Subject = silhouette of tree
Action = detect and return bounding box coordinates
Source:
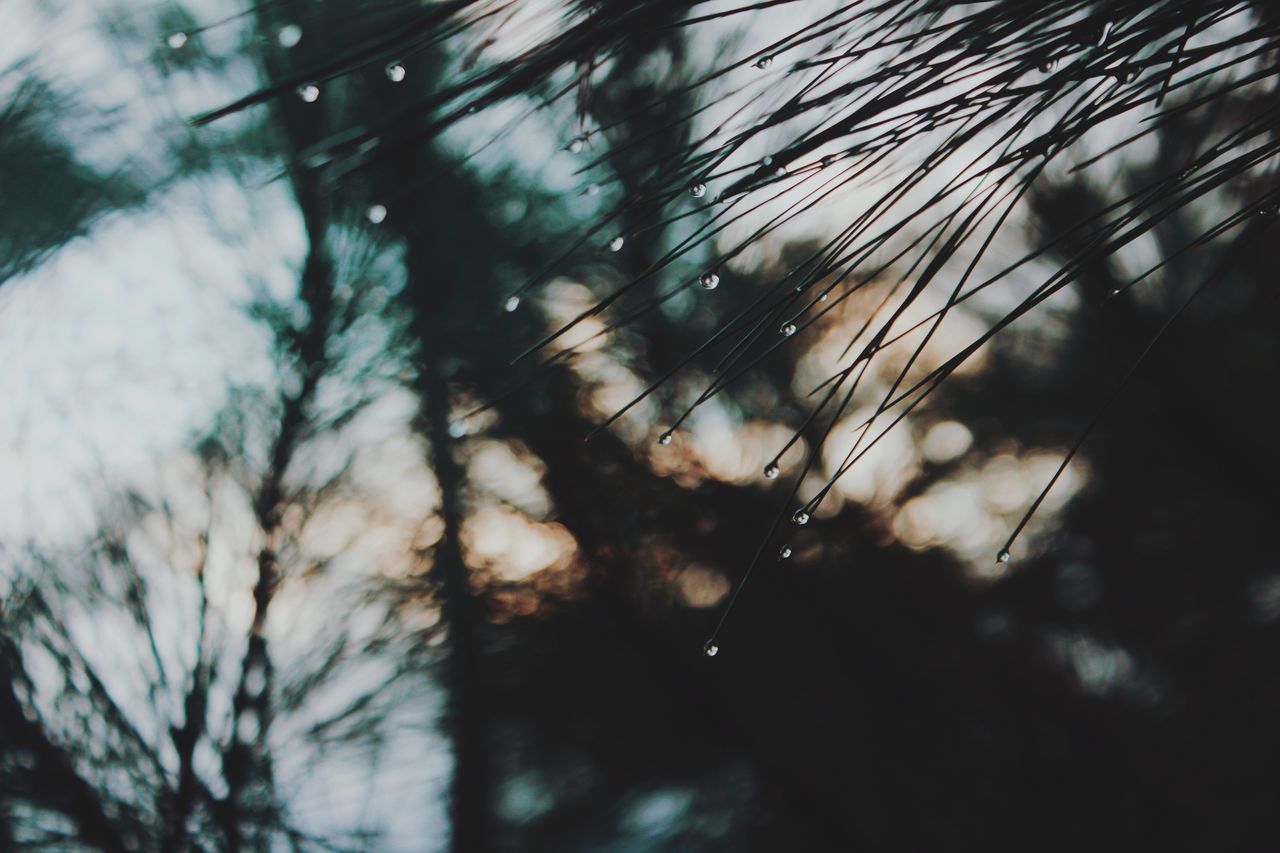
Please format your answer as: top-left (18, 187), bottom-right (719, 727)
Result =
top-left (3, 1), bottom-right (1279, 850)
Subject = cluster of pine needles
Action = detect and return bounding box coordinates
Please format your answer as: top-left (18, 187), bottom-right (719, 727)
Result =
top-left (194, 0), bottom-right (1280, 645)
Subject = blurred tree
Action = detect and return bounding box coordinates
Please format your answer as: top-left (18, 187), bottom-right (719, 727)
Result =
top-left (1, 2), bottom-right (428, 849)
top-left (4, 0), bottom-right (1280, 851)
top-left (0, 77), bottom-right (145, 286)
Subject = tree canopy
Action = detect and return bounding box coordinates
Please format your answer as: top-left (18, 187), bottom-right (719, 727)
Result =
top-left (1, 1), bottom-right (1278, 849)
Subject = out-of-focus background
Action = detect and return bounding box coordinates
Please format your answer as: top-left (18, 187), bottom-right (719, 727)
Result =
top-left (2, 1), bottom-right (1278, 850)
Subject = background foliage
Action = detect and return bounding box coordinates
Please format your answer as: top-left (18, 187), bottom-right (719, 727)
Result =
top-left (1, 0), bottom-right (1278, 850)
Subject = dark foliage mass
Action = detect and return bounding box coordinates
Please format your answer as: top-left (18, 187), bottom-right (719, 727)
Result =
top-left (1, 0), bottom-right (1278, 850)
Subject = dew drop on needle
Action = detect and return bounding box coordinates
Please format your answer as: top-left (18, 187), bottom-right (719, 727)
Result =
top-left (277, 24), bottom-right (302, 48)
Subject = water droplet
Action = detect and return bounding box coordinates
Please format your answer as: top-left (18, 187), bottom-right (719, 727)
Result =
top-left (1038, 58), bottom-right (1058, 73)
top-left (763, 463), bottom-right (779, 479)
top-left (608, 235), bottom-right (625, 252)
top-left (658, 431), bottom-right (673, 446)
top-left (756, 55), bottom-right (773, 70)
top-left (818, 292), bottom-right (829, 302)
top-left (276, 24), bottom-right (302, 48)
top-left (775, 165), bottom-right (789, 177)
top-left (792, 509), bottom-right (809, 525)
top-left (1019, 138), bottom-right (1049, 159)
top-left (385, 62), bottom-right (406, 82)
top-left (689, 182), bottom-right (707, 198)
top-left (167, 32), bottom-right (188, 49)
top-left (448, 419), bottom-right (470, 439)
top-left (761, 155), bottom-right (774, 167)
top-left (1108, 287), bottom-right (1122, 298)
top-left (567, 136), bottom-right (586, 154)
top-left (702, 640), bottom-right (719, 657)
top-left (584, 183), bottom-right (600, 196)
top-left (996, 549), bottom-right (1011, 564)
top-left (297, 83), bottom-right (320, 103)
top-left (778, 544), bottom-right (792, 560)
top-left (699, 271), bottom-right (720, 291)
top-left (780, 323), bottom-right (797, 337)
top-left (820, 155), bottom-right (836, 168)
top-left (504, 295), bottom-right (521, 313)
top-left (366, 204), bottom-right (387, 224)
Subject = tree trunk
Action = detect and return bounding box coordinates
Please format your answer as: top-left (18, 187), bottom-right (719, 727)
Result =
top-left (413, 266), bottom-right (492, 852)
